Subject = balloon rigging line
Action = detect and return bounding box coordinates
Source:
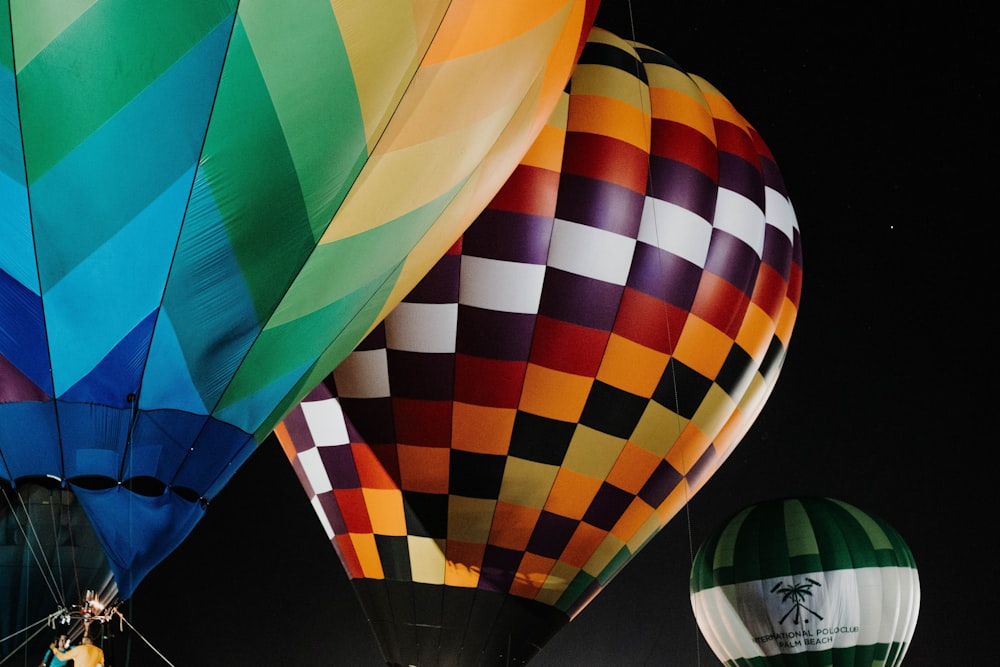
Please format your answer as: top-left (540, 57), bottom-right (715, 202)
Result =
top-left (0, 613), bottom-right (51, 664)
top-left (47, 492), bottom-right (77, 613)
top-left (619, 4), bottom-right (703, 662)
top-left (112, 610), bottom-right (177, 667)
top-left (1, 486), bottom-right (65, 609)
top-left (33, 495), bottom-right (68, 609)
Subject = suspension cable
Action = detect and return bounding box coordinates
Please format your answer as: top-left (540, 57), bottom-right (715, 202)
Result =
top-left (0, 611), bottom-right (58, 664)
top-left (1, 486), bottom-right (66, 609)
top-left (112, 610), bottom-right (177, 667)
top-left (615, 2), bottom-right (703, 663)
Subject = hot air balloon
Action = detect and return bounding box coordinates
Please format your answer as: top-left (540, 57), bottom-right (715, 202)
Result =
top-left (0, 0), bottom-right (597, 654)
top-left (277, 26), bottom-right (802, 666)
top-left (690, 497), bottom-right (920, 666)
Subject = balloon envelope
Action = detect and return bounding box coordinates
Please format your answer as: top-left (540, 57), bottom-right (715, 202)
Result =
top-left (278, 26), bottom-right (801, 666)
top-left (690, 497), bottom-right (920, 666)
top-left (0, 0), bottom-right (594, 599)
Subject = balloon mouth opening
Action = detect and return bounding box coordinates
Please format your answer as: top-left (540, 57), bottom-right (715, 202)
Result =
top-left (4, 475), bottom-right (203, 502)
top-left (2, 475), bottom-right (62, 491)
top-left (73, 475), bottom-right (201, 502)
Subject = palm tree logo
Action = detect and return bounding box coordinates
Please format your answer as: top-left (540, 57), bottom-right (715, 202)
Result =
top-left (771, 578), bottom-right (824, 625)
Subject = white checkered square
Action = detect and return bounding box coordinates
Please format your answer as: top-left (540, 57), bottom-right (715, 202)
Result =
top-left (301, 396), bottom-right (350, 446)
top-left (713, 189), bottom-right (765, 257)
top-left (459, 255), bottom-right (545, 314)
top-left (332, 349), bottom-right (390, 398)
top-left (764, 187), bottom-right (797, 243)
top-left (385, 302), bottom-right (457, 353)
top-left (311, 493), bottom-right (336, 539)
top-left (638, 196), bottom-right (712, 268)
top-left (298, 447), bottom-right (333, 496)
top-left (548, 217), bottom-right (635, 285)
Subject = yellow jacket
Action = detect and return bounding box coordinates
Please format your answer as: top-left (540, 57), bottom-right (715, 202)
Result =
top-left (50, 642), bottom-right (105, 667)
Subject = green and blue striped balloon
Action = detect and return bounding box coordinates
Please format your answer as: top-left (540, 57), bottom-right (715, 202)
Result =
top-left (0, 0), bottom-right (596, 607)
top-left (690, 497), bottom-right (919, 666)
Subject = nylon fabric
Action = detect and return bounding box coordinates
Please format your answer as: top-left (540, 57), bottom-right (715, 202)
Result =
top-left (278, 26), bottom-right (801, 667)
top-left (0, 0), bottom-right (595, 603)
top-left (690, 498), bottom-right (920, 666)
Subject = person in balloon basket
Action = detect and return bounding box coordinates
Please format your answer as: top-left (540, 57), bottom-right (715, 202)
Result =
top-left (39, 634), bottom-right (72, 667)
top-left (47, 633), bottom-right (105, 667)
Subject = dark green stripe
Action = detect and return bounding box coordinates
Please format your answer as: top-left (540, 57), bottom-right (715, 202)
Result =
top-left (691, 497), bottom-right (917, 590)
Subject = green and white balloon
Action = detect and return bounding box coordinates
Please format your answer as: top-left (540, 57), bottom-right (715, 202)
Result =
top-left (690, 497), bottom-right (919, 666)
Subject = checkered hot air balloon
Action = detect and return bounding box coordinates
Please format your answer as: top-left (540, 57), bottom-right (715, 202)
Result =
top-left (690, 497), bottom-right (920, 667)
top-left (0, 0), bottom-right (596, 655)
top-left (277, 26), bottom-right (802, 666)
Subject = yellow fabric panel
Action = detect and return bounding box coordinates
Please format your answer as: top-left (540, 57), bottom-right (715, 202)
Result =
top-left (711, 372), bottom-right (770, 461)
top-left (422, 0), bottom-right (576, 64)
top-left (690, 383), bottom-right (738, 442)
top-left (318, 98), bottom-right (528, 244)
top-left (369, 74), bottom-right (550, 323)
top-left (370, 4), bottom-right (587, 321)
top-left (672, 314), bottom-right (733, 380)
top-left (605, 441), bottom-right (661, 495)
top-left (407, 535), bottom-right (447, 585)
top-left (451, 402), bottom-right (517, 454)
top-left (645, 62), bottom-right (714, 121)
top-left (536, 561), bottom-right (580, 605)
top-left (691, 384), bottom-right (736, 440)
top-left (488, 501), bottom-right (540, 551)
top-left (582, 532), bottom-right (625, 578)
top-left (595, 332), bottom-right (669, 397)
top-left (447, 495), bottom-right (495, 543)
top-left (319, 2), bottom-right (581, 245)
top-left (332, 0), bottom-right (449, 152)
top-left (710, 406), bottom-right (749, 463)
top-left (376, 28), bottom-right (567, 154)
top-left (689, 73), bottom-right (751, 129)
top-left (351, 532), bottom-right (385, 579)
top-left (562, 425), bottom-right (626, 479)
top-left (630, 400), bottom-right (686, 458)
top-left (581, 25), bottom-right (623, 48)
top-left (531, 0), bottom-right (589, 128)
top-left (362, 488), bottom-right (406, 536)
top-left (518, 363), bottom-right (592, 422)
top-left (498, 457), bottom-right (559, 508)
top-left (543, 467), bottom-right (602, 520)
top-left (569, 59), bottom-right (646, 110)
